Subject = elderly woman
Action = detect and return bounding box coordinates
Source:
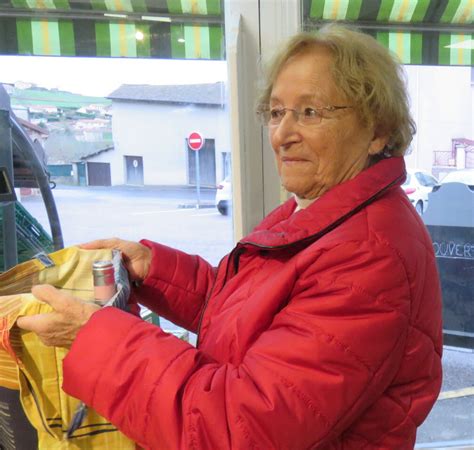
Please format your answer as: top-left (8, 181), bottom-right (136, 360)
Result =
top-left (18, 24), bottom-right (442, 449)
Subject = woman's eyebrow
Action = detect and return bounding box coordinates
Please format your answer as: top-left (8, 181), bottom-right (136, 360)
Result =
top-left (269, 93), bottom-right (326, 105)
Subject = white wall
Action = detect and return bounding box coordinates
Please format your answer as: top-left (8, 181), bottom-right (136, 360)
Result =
top-left (405, 65), bottom-right (473, 172)
top-left (107, 101), bottom-right (230, 186)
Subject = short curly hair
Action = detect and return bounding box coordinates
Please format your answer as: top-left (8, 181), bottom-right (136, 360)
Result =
top-left (256, 23), bottom-right (416, 157)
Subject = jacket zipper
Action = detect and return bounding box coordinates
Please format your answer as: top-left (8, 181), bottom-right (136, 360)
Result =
top-left (195, 173), bottom-right (403, 346)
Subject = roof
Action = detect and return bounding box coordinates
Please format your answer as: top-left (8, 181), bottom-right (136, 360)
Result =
top-left (107, 83), bottom-right (226, 107)
top-left (80, 146), bottom-right (114, 161)
top-left (17, 117), bottom-right (49, 136)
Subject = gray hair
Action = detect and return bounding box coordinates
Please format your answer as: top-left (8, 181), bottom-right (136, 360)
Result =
top-left (257, 23), bottom-right (416, 157)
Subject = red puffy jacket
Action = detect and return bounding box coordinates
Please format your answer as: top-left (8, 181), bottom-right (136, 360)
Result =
top-left (63, 157), bottom-right (442, 449)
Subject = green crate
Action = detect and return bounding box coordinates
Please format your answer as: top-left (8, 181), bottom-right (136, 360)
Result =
top-left (0, 202), bottom-right (54, 271)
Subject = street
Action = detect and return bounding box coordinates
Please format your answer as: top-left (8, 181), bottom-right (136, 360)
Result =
top-left (21, 184), bottom-right (234, 267)
top-left (20, 185), bottom-right (474, 448)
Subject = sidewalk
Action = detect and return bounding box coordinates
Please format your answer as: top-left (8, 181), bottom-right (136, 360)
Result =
top-left (415, 346), bottom-right (474, 448)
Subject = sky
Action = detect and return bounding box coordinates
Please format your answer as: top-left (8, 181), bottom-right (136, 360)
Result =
top-left (0, 55), bottom-right (228, 97)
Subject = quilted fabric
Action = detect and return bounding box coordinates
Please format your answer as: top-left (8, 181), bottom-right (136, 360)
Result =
top-left (63, 157), bottom-right (443, 449)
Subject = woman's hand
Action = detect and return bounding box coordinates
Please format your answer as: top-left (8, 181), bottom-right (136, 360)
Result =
top-left (80, 238), bottom-right (152, 282)
top-left (16, 285), bottom-right (100, 348)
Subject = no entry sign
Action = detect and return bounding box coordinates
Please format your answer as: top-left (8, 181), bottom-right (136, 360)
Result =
top-left (188, 132), bottom-right (204, 151)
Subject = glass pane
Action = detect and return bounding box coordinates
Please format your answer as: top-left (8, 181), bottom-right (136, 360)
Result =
top-left (299, 5), bottom-right (473, 445)
top-left (1, 54), bottom-right (234, 343)
top-left (405, 64), bottom-right (473, 446)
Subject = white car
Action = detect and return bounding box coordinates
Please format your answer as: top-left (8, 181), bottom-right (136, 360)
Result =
top-left (402, 169), bottom-right (439, 214)
top-left (215, 176), bottom-right (231, 215)
top-left (440, 169), bottom-right (474, 186)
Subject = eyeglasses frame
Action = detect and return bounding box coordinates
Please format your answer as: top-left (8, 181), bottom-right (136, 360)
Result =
top-left (258, 105), bottom-right (352, 127)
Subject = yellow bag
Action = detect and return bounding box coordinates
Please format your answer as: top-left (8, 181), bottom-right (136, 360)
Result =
top-left (0, 246), bottom-right (135, 449)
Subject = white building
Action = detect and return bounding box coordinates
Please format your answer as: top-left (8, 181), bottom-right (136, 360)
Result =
top-left (404, 65), bottom-right (473, 176)
top-left (84, 82), bottom-right (231, 187)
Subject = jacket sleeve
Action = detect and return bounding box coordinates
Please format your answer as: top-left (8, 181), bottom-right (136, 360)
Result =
top-left (131, 239), bottom-right (219, 332)
top-left (63, 239), bottom-right (412, 450)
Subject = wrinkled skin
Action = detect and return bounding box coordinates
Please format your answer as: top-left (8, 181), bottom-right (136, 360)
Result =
top-left (16, 238), bottom-right (151, 347)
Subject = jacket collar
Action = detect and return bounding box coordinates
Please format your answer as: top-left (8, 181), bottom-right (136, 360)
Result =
top-left (240, 157), bottom-right (406, 248)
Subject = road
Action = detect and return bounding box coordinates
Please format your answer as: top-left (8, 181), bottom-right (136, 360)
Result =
top-left (21, 184), bottom-right (234, 266)
top-left (20, 185), bottom-right (474, 448)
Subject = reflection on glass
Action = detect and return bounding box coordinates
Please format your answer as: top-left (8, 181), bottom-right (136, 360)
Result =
top-left (1, 56), bottom-right (233, 344)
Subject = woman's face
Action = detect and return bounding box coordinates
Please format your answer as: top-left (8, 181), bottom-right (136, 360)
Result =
top-left (269, 47), bottom-right (387, 199)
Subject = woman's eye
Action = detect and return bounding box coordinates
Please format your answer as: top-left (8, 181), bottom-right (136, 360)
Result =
top-left (270, 109), bottom-right (283, 119)
top-left (303, 108), bottom-right (318, 118)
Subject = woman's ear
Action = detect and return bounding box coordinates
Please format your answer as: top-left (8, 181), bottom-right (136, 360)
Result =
top-left (368, 129), bottom-right (390, 156)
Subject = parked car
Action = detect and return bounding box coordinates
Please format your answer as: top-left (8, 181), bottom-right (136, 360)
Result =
top-left (439, 168), bottom-right (474, 186)
top-left (402, 169), bottom-right (439, 214)
top-left (215, 176), bottom-right (231, 215)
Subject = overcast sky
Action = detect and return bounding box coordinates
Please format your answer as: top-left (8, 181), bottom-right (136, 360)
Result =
top-left (0, 55), bottom-right (228, 97)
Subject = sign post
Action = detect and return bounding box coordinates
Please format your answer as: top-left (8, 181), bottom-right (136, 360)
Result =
top-left (188, 132), bottom-right (204, 208)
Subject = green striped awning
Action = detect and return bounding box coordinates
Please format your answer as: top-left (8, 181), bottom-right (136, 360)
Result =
top-left (306, 0), bottom-right (472, 24)
top-left (6, 0), bottom-right (221, 16)
top-left (303, 0), bottom-right (473, 66)
top-left (372, 30), bottom-right (473, 64)
top-left (0, 0), bottom-right (224, 59)
top-left (0, 18), bottom-right (224, 58)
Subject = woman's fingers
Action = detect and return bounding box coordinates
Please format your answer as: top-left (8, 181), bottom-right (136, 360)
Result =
top-left (16, 284), bottom-right (100, 348)
top-left (79, 238), bottom-right (122, 250)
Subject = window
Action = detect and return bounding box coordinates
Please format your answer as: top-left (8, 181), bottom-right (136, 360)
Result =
top-left (0, 4), bottom-right (234, 343)
top-left (299, 1), bottom-right (473, 447)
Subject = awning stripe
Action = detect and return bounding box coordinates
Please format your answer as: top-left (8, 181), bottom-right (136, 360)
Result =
top-left (11, 0), bottom-right (29, 7)
top-left (450, 32), bottom-right (471, 64)
top-left (440, 0), bottom-right (462, 22)
top-left (186, 24), bottom-right (197, 57)
top-left (377, 0), bottom-right (395, 21)
top-left (0, 17), bottom-right (224, 59)
top-left (91, 1), bottom-right (107, 11)
top-left (1, 0), bottom-right (221, 15)
top-left (206, 0), bottom-right (220, 15)
top-left (59, 19), bottom-right (74, 55)
top-left (197, 0), bottom-right (209, 15)
top-left (454, 0), bottom-right (472, 23)
top-left (171, 23), bottom-right (185, 58)
top-left (374, 30), bottom-right (473, 65)
top-left (310, 0), bottom-right (325, 19)
top-left (309, 0), bottom-right (473, 23)
top-left (390, 0), bottom-right (416, 22)
top-left (346, 0), bottom-right (363, 20)
top-left (136, 23), bottom-right (150, 57)
top-left (200, 24), bottom-right (210, 58)
top-left (208, 24), bottom-right (221, 59)
top-left (306, 0), bottom-right (473, 65)
top-left (411, 0), bottom-right (431, 22)
top-left (168, 0), bottom-right (183, 15)
top-left (55, 0), bottom-right (70, 9)
top-left (95, 21), bottom-right (111, 56)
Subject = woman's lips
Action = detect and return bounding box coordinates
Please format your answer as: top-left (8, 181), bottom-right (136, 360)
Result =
top-left (281, 157), bottom-right (308, 163)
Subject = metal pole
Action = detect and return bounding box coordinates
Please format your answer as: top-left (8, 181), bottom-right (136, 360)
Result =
top-left (0, 105), bottom-right (18, 271)
top-left (195, 149), bottom-right (201, 208)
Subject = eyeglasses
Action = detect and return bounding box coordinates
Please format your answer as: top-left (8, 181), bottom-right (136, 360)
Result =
top-left (258, 105), bottom-right (352, 127)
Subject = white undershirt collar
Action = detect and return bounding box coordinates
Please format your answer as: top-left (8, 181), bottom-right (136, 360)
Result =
top-left (293, 195), bottom-right (318, 212)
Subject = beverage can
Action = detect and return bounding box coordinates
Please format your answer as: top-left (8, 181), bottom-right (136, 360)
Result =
top-left (92, 260), bottom-right (117, 303)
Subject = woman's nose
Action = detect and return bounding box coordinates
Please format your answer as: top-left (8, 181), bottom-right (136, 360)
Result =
top-left (270, 111), bottom-right (301, 148)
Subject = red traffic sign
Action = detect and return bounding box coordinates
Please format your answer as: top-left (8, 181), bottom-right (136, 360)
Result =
top-left (188, 132), bottom-right (204, 151)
